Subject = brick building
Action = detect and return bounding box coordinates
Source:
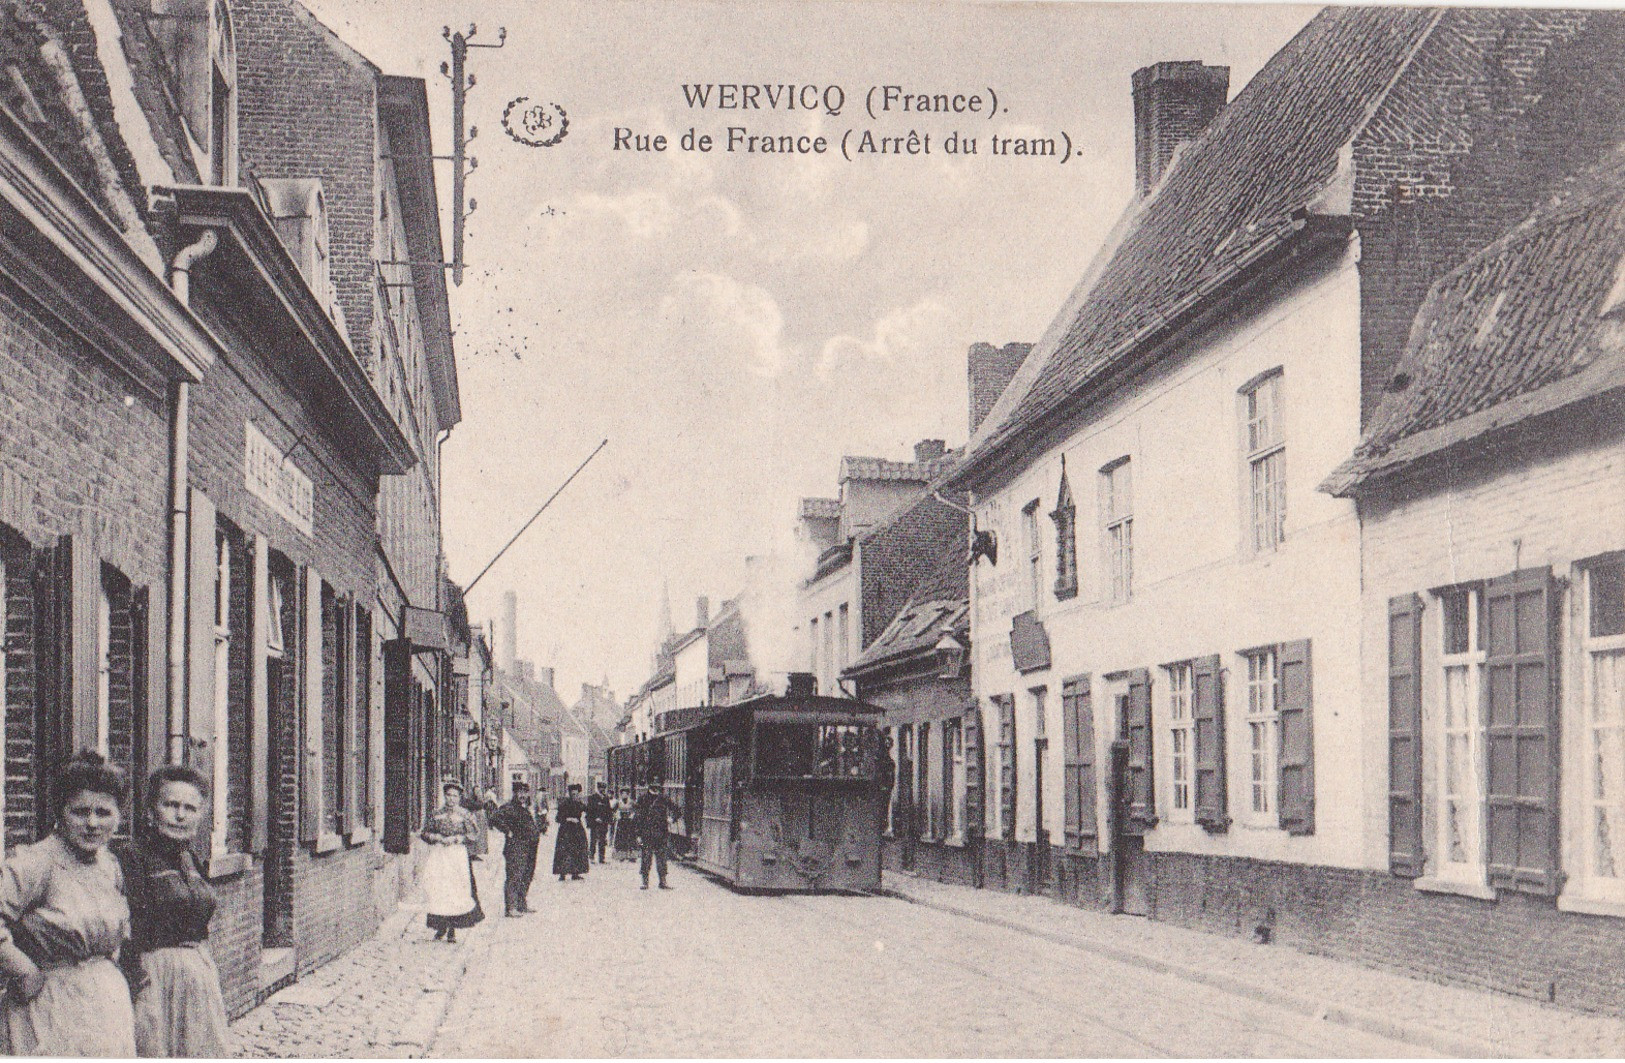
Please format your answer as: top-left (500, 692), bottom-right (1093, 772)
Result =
top-left (795, 441), bottom-right (961, 697)
top-left (0, 0), bottom-right (216, 852)
top-left (941, 5), bottom-right (1625, 1001)
top-left (0, 0), bottom-right (459, 1018)
top-left (1319, 146), bottom-right (1625, 1013)
top-left (845, 535), bottom-right (976, 885)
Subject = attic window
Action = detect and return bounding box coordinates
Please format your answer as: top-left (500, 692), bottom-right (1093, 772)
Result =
top-left (146, 0), bottom-right (235, 185)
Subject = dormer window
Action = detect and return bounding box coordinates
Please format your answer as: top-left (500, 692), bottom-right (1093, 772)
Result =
top-left (147, 0), bottom-right (237, 186)
top-left (209, 1), bottom-right (236, 185)
top-left (252, 178), bottom-right (337, 320)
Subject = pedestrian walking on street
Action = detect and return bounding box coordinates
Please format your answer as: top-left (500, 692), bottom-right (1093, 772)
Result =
top-left (587, 782), bottom-right (613, 864)
top-left (421, 781), bottom-right (484, 942)
top-left (536, 795), bottom-right (550, 836)
top-left (612, 788), bottom-right (638, 862)
top-left (635, 781), bottom-right (678, 890)
top-left (118, 765), bottom-right (229, 1058)
top-left (0, 752), bottom-right (136, 1056)
top-left (484, 782), bottom-right (540, 916)
top-left (552, 784), bottom-right (591, 881)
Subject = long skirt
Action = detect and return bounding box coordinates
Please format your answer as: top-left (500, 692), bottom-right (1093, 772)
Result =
top-left (133, 945), bottom-right (228, 1058)
top-left (423, 843), bottom-right (484, 930)
top-left (612, 815), bottom-right (638, 861)
top-left (0, 955), bottom-right (135, 1057)
top-left (552, 821), bottom-right (590, 876)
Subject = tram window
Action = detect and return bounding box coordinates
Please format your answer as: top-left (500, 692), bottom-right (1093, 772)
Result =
top-left (756, 723), bottom-right (877, 778)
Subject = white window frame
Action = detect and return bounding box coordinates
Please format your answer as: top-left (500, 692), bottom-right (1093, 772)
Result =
top-left (837, 603), bottom-right (850, 683)
top-left (1243, 647), bottom-right (1280, 821)
top-left (823, 610), bottom-right (835, 694)
top-left (1165, 661), bottom-right (1193, 819)
top-left (948, 719), bottom-right (965, 843)
top-left (96, 576), bottom-right (112, 758)
top-left (1578, 561), bottom-right (1625, 903)
top-left (1435, 586), bottom-right (1487, 887)
top-left (809, 616), bottom-right (819, 680)
top-left (208, 0), bottom-right (237, 186)
top-left (212, 529), bottom-right (231, 853)
top-left (1100, 458), bottom-right (1133, 603)
top-left (1242, 371), bottom-right (1286, 553)
top-left (1022, 500), bottom-right (1042, 613)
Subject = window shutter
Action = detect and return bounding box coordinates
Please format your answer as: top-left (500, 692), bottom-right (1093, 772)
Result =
top-left (299, 566), bottom-right (322, 843)
top-left (68, 540), bottom-right (98, 756)
top-left (186, 489), bottom-right (217, 844)
top-left (962, 705), bottom-right (983, 839)
top-left (128, 584), bottom-right (151, 818)
top-left (31, 537), bottom-right (72, 834)
top-left (250, 538), bottom-right (270, 854)
top-left (1277, 639), bottom-right (1314, 835)
top-left (1483, 567), bottom-right (1562, 896)
top-left (1124, 669), bottom-right (1155, 833)
top-left (382, 637), bottom-right (412, 854)
top-left (1192, 654), bottom-right (1229, 832)
top-left (354, 606), bottom-right (373, 831)
top-left (341, 597), bottom-right (358, 836)
top-left (1388, 594), bottom-right (1425, 876)
top-left (997, 695), bottom-right (1017, 840)
top-left (1061, 675), bottom-right (1097, 854)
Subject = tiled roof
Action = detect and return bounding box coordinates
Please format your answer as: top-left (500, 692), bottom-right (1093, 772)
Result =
top-left (953, 6), bottom-right (1438, 482)
top-left (799, 497), bottom-right (840, 520)
top-left (1325, 146), bottom-right (1625, 494)
top-left (840, 451), bottom-right (960, 484)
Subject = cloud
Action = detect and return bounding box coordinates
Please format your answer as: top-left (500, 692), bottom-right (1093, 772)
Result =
top-left (659, 272), bottom-right (793, 377)
top-left (818, 297), bottom-right (957, 373)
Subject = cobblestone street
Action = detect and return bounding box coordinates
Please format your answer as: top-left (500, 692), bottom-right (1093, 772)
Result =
top-left (223, 838), bottom-right (1625, 1057)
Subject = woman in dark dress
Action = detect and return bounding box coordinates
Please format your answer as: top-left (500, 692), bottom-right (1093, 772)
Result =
top-left (552, 784), bottom-right (590, 880)
top-left (121, 765), bottom-right (229, 1057)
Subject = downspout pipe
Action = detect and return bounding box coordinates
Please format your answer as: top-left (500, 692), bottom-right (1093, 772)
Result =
top-left (166, 230), bottom-right (218, 764)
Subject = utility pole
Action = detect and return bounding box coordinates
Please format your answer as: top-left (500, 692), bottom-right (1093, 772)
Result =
top-left (441, 24), bottom-right (505, 285)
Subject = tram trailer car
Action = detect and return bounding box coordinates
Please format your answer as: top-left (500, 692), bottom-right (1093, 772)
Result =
top-left (608, 691), bottom-right (885, 892)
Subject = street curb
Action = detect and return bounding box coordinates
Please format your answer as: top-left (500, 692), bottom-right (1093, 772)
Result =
top-left (880, 887), bottom-right (1510, 1059)
top-left (416, 863), bottom-right (502, 1058)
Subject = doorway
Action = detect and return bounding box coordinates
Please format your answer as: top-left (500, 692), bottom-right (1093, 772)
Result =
top-left (1108, 734), bottom-right (1151, 916)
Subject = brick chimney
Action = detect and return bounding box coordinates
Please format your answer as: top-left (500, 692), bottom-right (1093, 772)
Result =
top-left (968, 341), bottom-right (1034, 435)
top-left (537, 666), bottom-right (554, 689)
top-left (1132, 61), bottom-right (1228, 197)
top-left (914, 439), bottom-right (946, 463)
top-left (696, 596), bottom-right (710, 629)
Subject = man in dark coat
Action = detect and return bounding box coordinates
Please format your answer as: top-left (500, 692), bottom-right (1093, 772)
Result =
top-left (586, 782), bottom-right (614, 864)
top-left (485, 782), bottom-right (540, 916)
top-left (634, 781), bottom-right (678, 890)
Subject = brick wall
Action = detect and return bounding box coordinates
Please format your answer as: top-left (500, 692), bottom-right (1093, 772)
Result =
top-left (968, 342), bottom-right (1033, 437)
top-left (859, 497), bottom-right (966, 648)
top-left (233, 0), bottom-right (378, 360)
top-left (183, 240), bottom-right (387, 1017)
top-left (0, 276), bottom-right (169, 846)
top-left (1353, 9), bottom-right (1625, 422)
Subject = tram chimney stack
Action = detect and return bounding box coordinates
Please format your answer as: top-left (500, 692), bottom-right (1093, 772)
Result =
top-left (786, 672), bottom-right (817, 698)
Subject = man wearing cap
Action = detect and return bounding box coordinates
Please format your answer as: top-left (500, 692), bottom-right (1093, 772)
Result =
top-left (485, 781), bottom-right (541, 915)
top-left (633, 781), bottom-right (678, 890)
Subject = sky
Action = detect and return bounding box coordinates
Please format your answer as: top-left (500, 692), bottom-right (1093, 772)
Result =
top-left (300, 0), bottom-right (1316, 702)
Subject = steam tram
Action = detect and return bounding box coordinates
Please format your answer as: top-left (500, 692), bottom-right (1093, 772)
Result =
top-left (607, 685), bottom-right (885, 891)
